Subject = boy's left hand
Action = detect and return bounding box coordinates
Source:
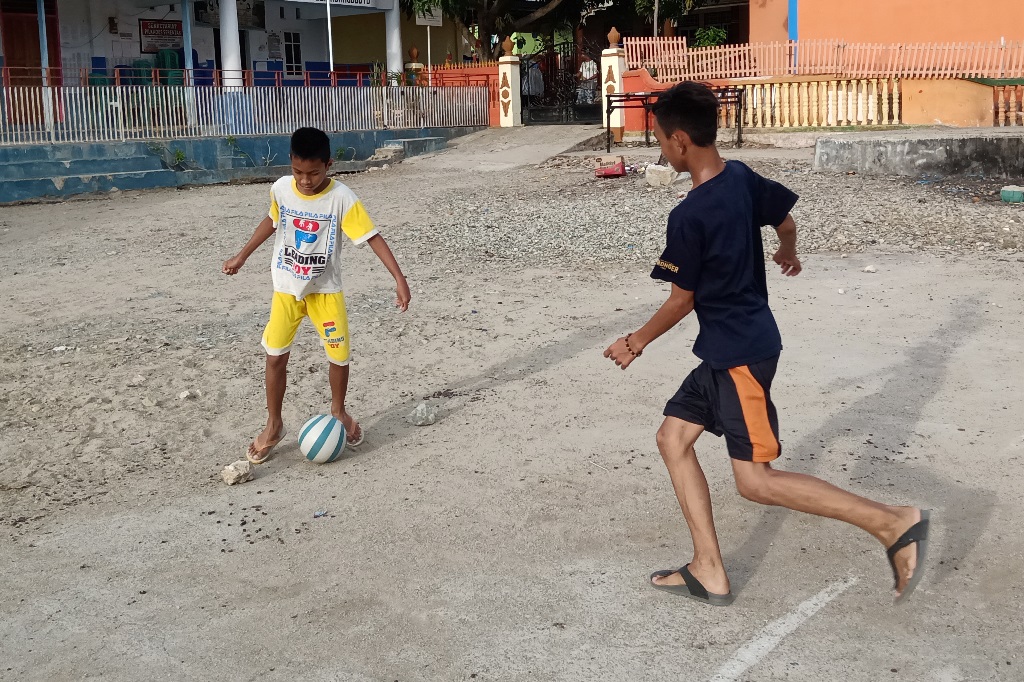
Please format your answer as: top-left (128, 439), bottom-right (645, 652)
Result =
top-left (773, 248), bottom-right (802, 276)
top-left (395, 277), bottom-right (411, 312)
top-left (604, 337), bottom-right (637, 370)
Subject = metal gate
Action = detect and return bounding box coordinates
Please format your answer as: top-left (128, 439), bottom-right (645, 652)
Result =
top-left (521, 41), bottom-right (603, 125)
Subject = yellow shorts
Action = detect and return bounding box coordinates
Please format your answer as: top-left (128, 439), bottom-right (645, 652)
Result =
top-left (261, 292), bottom-right (350, 366)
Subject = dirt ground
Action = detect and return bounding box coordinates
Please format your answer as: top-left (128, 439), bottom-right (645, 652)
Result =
top-left (1, 127), bottom-right (1023, 682)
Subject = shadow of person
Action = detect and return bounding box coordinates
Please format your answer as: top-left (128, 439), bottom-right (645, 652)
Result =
top-left (723, 299), bottom-right (995, 593)
top-left (350, 306), bottom-right (650, 455)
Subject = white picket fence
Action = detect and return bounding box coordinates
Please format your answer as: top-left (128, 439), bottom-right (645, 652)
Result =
top-left (0, 85), bottom-right (489, 145)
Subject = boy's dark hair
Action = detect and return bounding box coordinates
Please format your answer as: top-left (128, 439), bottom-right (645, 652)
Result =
top-left (649, 82), bottom-right (719, 147)
top-left (290, 127), bottom-right (331, 163)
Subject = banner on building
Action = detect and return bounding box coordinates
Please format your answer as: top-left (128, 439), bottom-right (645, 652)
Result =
top-left (195, 0), bottom-right (267, 30)
top-left (139, 19), bottom-right (184, 54)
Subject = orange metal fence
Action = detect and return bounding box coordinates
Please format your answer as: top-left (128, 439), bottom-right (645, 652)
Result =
top-left (625, 38), bottom-right (1024, 82)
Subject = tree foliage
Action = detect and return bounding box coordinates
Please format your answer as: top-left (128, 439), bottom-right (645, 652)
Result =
top-left (402, 0), bottom-right (614, 56)
top-left (633, 0), bottom-right (706, 23)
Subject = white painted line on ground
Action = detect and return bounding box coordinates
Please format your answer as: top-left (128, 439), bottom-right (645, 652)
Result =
top-left (707, 576), bottom-right (859, 682)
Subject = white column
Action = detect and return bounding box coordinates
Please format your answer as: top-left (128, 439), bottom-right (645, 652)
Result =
top-left (219, 0), bottom-right (243, 86)
top-left (498, 55), bottom-right (522, 127)
top-left (325, 0), bottom-right (334, 71)
top-left (181, 0), bottom-right (197, 129)
top-left (602, 46), bottom-right (627, 139)
top-left (384, 2), bottom-right (403, 80)
top-left (36, 0), bottom-right (54, 139)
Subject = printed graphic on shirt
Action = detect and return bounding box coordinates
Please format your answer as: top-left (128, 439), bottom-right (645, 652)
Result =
top-left (275, 206), bottom-right (338, 282)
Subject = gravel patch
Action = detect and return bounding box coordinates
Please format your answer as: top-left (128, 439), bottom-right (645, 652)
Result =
top-left (415, 156), bottom-right (1024, 267)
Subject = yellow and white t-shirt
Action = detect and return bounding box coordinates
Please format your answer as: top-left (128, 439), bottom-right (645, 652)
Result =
top-left (268, 177), bottom-right (378, 300)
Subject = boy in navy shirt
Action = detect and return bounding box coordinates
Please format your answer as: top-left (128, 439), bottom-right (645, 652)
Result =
top-left (605, 82), bottom-right (930, 605)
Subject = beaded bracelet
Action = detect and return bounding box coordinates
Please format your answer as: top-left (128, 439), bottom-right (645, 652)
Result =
top-left (625, 333), bottom-right (643, 358)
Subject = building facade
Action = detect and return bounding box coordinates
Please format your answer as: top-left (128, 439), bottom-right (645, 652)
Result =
top-left (0, 0), bottom-right (439, 85)
top-left (751, 0), bottom-right (1024, 44)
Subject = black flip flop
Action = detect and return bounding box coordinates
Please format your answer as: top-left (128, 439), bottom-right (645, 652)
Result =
top-left (649, 564), bottom-right (735, 606)
top-left (887, 509), bottom-right (931, 604)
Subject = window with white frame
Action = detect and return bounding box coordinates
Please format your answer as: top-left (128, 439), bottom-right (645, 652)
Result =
top-left (284, 32), bottom-right (302, 76)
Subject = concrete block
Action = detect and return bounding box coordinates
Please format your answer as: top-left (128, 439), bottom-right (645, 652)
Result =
top-left (814, 130), bottom-right (1024, 178)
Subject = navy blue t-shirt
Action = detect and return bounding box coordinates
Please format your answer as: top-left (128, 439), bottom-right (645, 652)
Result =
top-left (651, 160), bottom-right (799, 370)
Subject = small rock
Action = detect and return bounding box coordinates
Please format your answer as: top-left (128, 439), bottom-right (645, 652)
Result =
top-left (644, 164), bottom-right (678, 187)
top-left (178, 390), bottom-right (200, 400)
top-left (408, 401), bottom-right (438, 426)
top-left (52, 346), bottom-right (69, 352)
top-left (863, 265), bottom-right (877, 273)
top-left (221, 460), bottom-right (253, 485)
top-left (127, 375), bottom-right (147, 387)
top-left (838, 289), bottom-right (845, 294)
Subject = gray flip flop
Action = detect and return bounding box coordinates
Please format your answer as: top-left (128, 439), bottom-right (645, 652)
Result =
top-left (889, 509), bottom-right (931, 604)
top-left (649, 564), bottom-right (735, 606)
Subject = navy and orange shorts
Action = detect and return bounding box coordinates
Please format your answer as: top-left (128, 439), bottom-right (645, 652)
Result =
top-left (664, 355), bottom-right (781, 462)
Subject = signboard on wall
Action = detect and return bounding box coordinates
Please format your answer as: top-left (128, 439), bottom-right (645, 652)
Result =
top-left (267, 32), bottom-right (283, 60)
top-left (195, 0), bottom-right (267, 30)
top-left (139, 19), bottom-right (183, 54)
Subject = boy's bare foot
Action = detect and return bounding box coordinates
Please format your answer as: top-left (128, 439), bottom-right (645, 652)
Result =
top-left (332, 411), bottom-right (364, 446)
top-left (885, 507), bottom-right (929, 600)
top-left (247, 422), bottom-right (286, 464)
top-left (651, 558), bottom-right (730, 596)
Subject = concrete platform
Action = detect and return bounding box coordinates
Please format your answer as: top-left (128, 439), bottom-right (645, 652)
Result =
top-left (814, 126), bottom-right (1024, 178)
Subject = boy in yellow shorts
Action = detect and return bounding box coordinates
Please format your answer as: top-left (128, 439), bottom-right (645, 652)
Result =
top-left (223, 127), bottom-right (410, 463)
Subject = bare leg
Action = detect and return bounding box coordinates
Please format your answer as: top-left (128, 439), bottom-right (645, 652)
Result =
top-left (652, 417), bottom-right (731, 595)
top-left (731, 461), bottom-right (922, 596)
top-left (329, 363), bottom-right (362, 443)
top-left (248, 353), bottom-right (288, 462)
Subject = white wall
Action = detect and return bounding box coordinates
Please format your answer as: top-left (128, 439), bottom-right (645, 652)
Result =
top-left (57, 0), bottom-right (215, 77)
top-left (54, 0), bottom-right (333, 79)
top-left (261, 0), bottom-right (329, 67)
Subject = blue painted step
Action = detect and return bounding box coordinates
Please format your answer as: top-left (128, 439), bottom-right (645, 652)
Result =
top-left (3, 170), bottom-right (179, 203)
top-left (4, 155), bottom-right (167, 180)
top-left (0, 141), bottom-right (159, 164)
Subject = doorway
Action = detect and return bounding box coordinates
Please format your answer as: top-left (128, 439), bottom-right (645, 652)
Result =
top-left (0, 0), bottom-right (61, 86)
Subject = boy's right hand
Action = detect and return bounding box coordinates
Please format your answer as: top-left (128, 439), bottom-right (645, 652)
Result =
top-left (222, 255), bottom-right (246, 275)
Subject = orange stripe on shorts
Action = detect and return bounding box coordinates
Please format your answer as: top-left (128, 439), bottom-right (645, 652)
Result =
top-left (728, 365), bottom-right (780, 463)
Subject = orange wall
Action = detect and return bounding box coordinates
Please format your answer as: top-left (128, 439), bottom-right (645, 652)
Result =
top-left (798, 0), bottom-right (1024, 43)
top-left (901, 79), bottom-right (996, 127)
top-left (749, 0), bottom-right (790, 43)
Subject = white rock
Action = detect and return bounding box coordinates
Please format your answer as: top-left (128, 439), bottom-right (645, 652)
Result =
top-left (408, 401), bottom-right (438, 426)
top-left (127, 374), bottom-right (147, 387)
top-left (644, 164), bottom-right (678, 187)
top-left (863, 265), bottom-right (877, 273)
top-left (838, 289), bottom-right (845, 294)
top-left (221, 460), bottom-right (253, 485)
top-left (178, 390), bottom-right (197, 400)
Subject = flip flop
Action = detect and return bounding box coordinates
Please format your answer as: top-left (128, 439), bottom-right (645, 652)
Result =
top-left (346, 419), bottom-right (365, 447)
top-left (888, 509), bottom-right (931, 604)
top-left (246, 426), bottom-right (287, 465)
top-left (649, 564), bottom-right (735, 606)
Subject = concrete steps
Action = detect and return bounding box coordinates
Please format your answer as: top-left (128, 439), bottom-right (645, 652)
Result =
top-left (3, 155), bottom-right (168, 181)
top-left (3, 170), bottom-right (180, 203)
top-left (0, 130), bottom-right (460, 204)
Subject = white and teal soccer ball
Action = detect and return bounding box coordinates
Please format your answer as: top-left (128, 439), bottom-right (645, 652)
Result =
top-left (298, 415), bottom-right (347, 464)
